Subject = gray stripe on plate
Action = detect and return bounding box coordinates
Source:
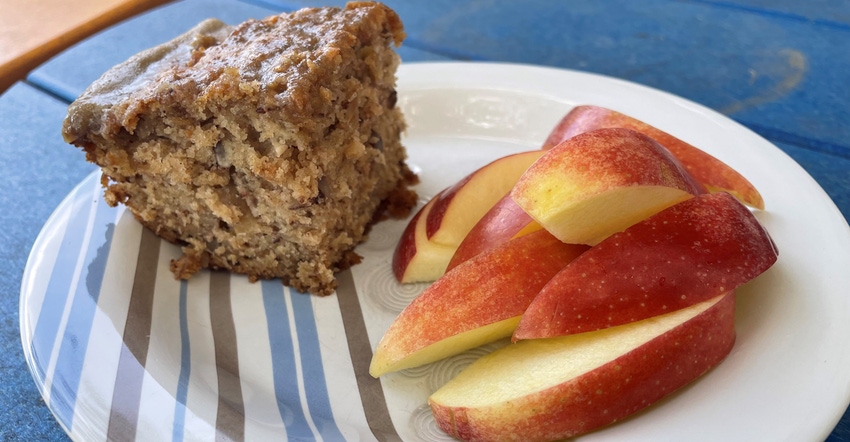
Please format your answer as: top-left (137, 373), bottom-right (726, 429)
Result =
top-left (210, 271), bottom-right (245, 442)
top-left (336, 269), bottom-right (402, 442)
top-left (106, 228), bottom-right (161, 440)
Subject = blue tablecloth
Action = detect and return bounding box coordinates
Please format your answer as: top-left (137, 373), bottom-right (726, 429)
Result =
top-left (2, 0), bottom-right (848, 440)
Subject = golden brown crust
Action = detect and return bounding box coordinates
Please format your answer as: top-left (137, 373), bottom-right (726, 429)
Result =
top-left (63, 3), bottom-right (414, 295)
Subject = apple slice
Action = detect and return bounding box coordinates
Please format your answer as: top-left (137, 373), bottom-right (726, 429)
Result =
top-left (511, 127), bottom-right (705, 246)
top-left (446, 192), bottom-right (542, 271)
top-left (371, 229), bottom-right (588, 377)
top-left (426, 150), bottom-right (545, 246)
top-left (392, 196), bottom-right (456, 283)
top-left (429, 292), bottom-right (736, 441)
top-left (514, 191), bottom-right (777, 340)
top-left (393, 150), bottom-right (545, 283)
top-left (544, 105), bottom-right (764, 209)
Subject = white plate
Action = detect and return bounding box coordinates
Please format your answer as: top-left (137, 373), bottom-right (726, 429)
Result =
top-left (20, 62), bottom-right (850, 441)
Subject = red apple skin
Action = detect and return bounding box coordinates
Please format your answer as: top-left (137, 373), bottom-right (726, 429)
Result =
top-left (544, 105), bottom-right (764, 209)
top-left (446, 192), bottom-right (536, 271)
top-left (514, 192), bottom-right (777, 341)
top-left (377, 229), bottom-right (588, 373)
top-left (431, 292), bottom-right (737, 442)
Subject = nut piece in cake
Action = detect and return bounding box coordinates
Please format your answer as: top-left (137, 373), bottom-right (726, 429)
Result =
top-left (62, 2), bottom-right (416, 295)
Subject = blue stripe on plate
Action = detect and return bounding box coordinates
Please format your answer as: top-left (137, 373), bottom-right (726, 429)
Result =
top-left (289, 289), bottom-right (345, 441)
top-left (49, 192), bottom-right (117, 429)
top-left (261, 280), bottom-right (315, 440)
top-left (173, 279), bottom-right (191, 442)
top-left (29, 187), bottom-right (96, 386)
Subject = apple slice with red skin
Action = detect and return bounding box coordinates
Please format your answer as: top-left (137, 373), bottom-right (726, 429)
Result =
top-left (371, 229), bottom-right (588, 377)
top-left (392, 196), bottom-right (456, 283)
top-left (514, 191), bottom-right (777, 341)
top-left (512, 127), bottom-right (706, 246)
top-left (429, 292), bottom-right (736, 442)
top-left (425, 150), bottom-right (544, 246)
top-left (544, 105), bottom-right (764, 209)
top-left (446, 192), bottom-right (541, 271)
top-left (393, 150), bottom-right (545, 283)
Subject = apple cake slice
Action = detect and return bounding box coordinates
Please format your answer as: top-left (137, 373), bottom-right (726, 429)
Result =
top-left (62, 2), bottom-right (416, 295)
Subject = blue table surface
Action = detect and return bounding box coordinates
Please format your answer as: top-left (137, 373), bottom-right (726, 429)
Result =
top-left (2, 0), bottom-right (848, 440)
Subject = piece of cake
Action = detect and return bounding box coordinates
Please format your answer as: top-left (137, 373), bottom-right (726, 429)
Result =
top-left (62, 2), bottom-right (417, 295)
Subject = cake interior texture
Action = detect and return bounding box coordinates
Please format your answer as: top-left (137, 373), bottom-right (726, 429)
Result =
top-left (61, 2), bottom-right (416, 295)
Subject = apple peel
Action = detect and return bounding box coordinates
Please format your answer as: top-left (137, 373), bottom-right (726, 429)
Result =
top-left (514, 192), bottom-right (778, 341)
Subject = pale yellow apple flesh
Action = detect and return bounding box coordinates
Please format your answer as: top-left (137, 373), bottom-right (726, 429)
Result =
top-left (523, 184), bottom-right (694, 246)
top-left (512, 127), bottom-right (705, 246)
top-left (429, 292), bottom-right (735, 441)
top-left (371, 317), bottom-right (520, 377)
